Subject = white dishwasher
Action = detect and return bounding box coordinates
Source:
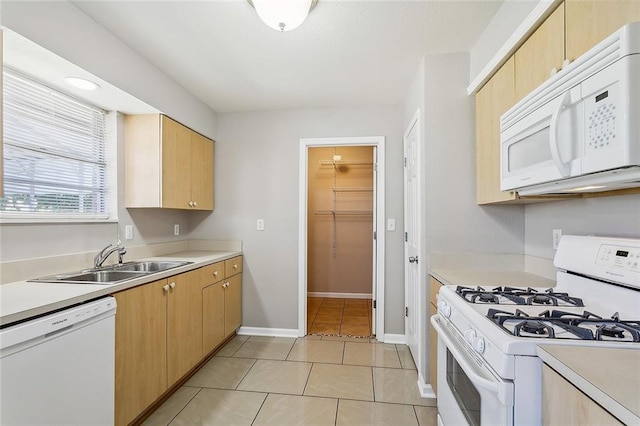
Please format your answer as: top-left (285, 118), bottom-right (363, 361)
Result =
top-left (0, 297), bottom-right (116, 425)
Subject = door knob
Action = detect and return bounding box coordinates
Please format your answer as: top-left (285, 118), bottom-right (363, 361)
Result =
top-left (409, 256), bottom-right (418, 264)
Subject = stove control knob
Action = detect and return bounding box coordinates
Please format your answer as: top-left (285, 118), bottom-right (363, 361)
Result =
top-left (472, 337), bottom-right (486, 354)
top-left (464, 329), bottom-right (477, 343)
top-left (438, 301), bottom-right (451, 318)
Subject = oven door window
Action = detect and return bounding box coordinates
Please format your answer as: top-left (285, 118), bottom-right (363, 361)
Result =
top-left (446, 348), bottom-right (481, 426)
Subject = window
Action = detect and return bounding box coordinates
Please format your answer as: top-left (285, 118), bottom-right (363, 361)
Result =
top-left (1, 69), bottom-right (110, 220)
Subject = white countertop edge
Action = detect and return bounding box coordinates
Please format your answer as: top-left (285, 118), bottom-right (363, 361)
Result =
top-left (0, 250), bottom-right (242, 327)
top-left (537, 345), bottom-right (638, 425)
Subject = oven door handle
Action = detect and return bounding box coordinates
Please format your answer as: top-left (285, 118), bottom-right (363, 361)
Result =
top-left (431, 315), bottom-right (513, 406)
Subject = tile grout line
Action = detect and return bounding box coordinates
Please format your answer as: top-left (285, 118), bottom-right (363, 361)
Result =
top-left (301, 362), bottom-right (315, 396)
top-left (164, 386), bottom-right (203, 426)
top-left (249, 392), bottom-right (269, 426)
top-left (234, 358), bottom-right (258, 390)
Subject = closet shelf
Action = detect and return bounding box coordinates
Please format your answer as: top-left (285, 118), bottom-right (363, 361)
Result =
top-left (314, 209), bottom-right (373, 216)
top-left (332, 187), bottom-right (373, 192)
top-left (319, 160), bottom-right (373, 166)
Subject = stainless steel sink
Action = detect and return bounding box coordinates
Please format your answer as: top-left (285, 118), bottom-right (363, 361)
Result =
top-left (29, 260), bottom-right (193, 285)
top-left (114, 261), bottom-right (191, 272)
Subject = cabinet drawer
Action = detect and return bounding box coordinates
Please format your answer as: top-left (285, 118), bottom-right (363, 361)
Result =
top-left (224, 256), bottom-right (243, 278)
top-left (201, 262), bottom-right (224, 284)
top-left (429, 276), bottom-right (443, 306)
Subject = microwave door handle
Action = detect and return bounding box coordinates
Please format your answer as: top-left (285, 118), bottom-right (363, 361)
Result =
top-left (549, 91), bottom-right (572, 177)
top-left (431, 315), bottom-right (513, 406)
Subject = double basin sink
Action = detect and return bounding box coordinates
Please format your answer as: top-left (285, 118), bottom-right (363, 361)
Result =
top-left (29, 260), bottom-right (193, 285)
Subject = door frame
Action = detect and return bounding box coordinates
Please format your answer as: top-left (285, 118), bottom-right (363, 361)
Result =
top-left (298, 136), bottom-right (386, 339)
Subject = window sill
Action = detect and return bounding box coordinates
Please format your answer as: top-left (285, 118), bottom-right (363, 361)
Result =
top-left (0, 215), bottom-right (118, 224)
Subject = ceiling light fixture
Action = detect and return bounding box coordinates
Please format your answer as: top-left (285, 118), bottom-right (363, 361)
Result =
top-left (64, 77), bottom-right (100, 91)
top-left (249, 0), bottom-right (318, 32)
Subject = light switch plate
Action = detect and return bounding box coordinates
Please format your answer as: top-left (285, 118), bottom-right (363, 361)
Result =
top-left (174, 224), bottom-right (180, 236)
top-left (552, 229), bottom-right (562, 249)
top-left (257, 219), bottom-right (265, 231)
top-left (387, 218), bottom-right (396, 231)
top-left (125, 225), bottom-right (133, 240)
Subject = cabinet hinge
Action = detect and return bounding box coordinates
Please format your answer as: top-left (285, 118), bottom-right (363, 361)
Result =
top-left (374, 163), bottom-right (378, 172)
top-left (404, 232), bottom-right (408, 242)
top-left (405, 307), bottom-right (409, 317)
top-left (373, 300), bottom-right (377, 309)
top-left (404, 157), bottom-right (407, 167)
top-left (373, 231), bottom-right (377, 240)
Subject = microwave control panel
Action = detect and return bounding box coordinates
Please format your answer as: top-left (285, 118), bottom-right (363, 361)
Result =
top-left (596, 244), bottom-right (640, 272)
top-left (585, 82), bottom-right (619, 152)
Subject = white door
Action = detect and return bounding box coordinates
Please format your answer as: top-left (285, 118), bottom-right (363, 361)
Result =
top-left (404, 113), bottom-right (421, 363)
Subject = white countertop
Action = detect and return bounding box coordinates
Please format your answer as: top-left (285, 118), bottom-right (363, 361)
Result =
top-left (430, 268), bottom-right (555, 288)
top-left (538, 345), bottom-right (640, 425)
top-left (0, 250), bottom-right (242, 327)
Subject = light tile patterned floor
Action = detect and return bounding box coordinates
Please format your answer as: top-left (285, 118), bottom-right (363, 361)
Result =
top-left (307, 297), bottom-right (374, 338)
top-left (143, 335), bottom-right (437, 426)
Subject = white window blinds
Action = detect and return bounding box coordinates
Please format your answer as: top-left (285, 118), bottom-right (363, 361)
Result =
top-left (1, 69), bottom-right (109, 218)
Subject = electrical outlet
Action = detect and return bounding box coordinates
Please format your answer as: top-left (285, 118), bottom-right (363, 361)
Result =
top-left (257, 219), bottom-right (265, 231)
top-left (552, 229), bottom-right (562, 249)
top-left (174, 224), bottom-right (180, 236)
top-left (125, 225), bottom-right (133, 240)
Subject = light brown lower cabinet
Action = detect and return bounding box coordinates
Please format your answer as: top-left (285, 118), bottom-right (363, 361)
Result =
top-left (113, 257), bottom-right (243, 426)
top-left (113, 279), bottom-right (169, 426)
top-left (429, 276), bottom-right (444, 395)
top-left (542, 364), bottom-right (622, 425)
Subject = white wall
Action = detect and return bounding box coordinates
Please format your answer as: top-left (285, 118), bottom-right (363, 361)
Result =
top-left (0, 1), bottom-right (216, 263)
top-left (189, 106), bottom-right (405, 333)
top-left (525, 195), bottom-right (640, 259)
top-left (404, 52), bottom-right (526, 389)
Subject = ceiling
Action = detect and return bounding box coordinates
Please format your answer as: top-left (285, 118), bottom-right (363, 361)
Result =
top-left (70, 0), bottom-right (505, 114)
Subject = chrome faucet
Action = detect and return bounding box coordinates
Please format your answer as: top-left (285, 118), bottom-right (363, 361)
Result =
top-left (94, 242), bottom-right (127, 268)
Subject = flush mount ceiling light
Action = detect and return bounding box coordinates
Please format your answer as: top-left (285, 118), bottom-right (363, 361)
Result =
top-left (249, 0), bottom-right (318, 32)
top-left (64, 77), bottom-right (100, 91)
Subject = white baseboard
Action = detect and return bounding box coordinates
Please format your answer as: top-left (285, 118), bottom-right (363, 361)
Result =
top-left (418, 376), bottom-right (436, 399)
top-left (307, 292), bottom-right (373, 299)
top-left (382, 333), bottom-right (406, 344)
top-left (237, 326), bottom-right (300, 338)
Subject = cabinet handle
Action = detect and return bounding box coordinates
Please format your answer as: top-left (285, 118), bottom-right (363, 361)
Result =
top-left (163, 284), bottom-right (170, 292)
top-left (233, 264), bottom-right (238, 269)
top-left (188, 201), bottom-right (195, 207)
top-left (169, 282), bottom-right (176, 289)
top-left (223, 282), bottom-right (229, 288)
top-left (193, 201), bottom-right (197, 207)
top-left (213, 271), bottom-right (218, 277)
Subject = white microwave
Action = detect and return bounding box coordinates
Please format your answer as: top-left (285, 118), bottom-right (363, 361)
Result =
top-left (500, 22), bottom-right (640, 195)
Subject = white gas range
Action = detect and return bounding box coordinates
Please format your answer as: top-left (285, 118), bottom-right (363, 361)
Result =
top-left (431, 235), bottom-right (640, 426)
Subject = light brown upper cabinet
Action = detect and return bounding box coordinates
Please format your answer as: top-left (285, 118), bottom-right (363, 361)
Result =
top-left (476, 57), bottom-right (518, 205)
top-left (125, 114), bottom-right (214, 210)
top-left (515, 4), bottom-right (565, 100)
top-left (565, 0), bottom-right (640, 62)
top-left (1, 29), bottom-right (4, 197)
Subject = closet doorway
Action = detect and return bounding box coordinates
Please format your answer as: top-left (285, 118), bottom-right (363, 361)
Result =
top-left (298, 137), bottom-right (386, 340)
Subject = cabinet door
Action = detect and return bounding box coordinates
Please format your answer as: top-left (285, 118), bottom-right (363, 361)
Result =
top-left (161, 116), bottom-right (192, 209)
top-left (190, 131), bottom-right (214, 210)
top-left (476, 56), bottom-right (517, 205)
top-left (566, 0), bottom-right (640, 62)
top-left (113, 279), bottom-right (168, 426)
top-left (167, 270), bottom-right (204, 385)
top-left (203, 281), bottom-right (226, 354)
top-left (224, 273), bottom-right (243, 336)
top-left (542, 365), bottom-right (622, 425)
top-left (515, 4), bottom-right (565, 100)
